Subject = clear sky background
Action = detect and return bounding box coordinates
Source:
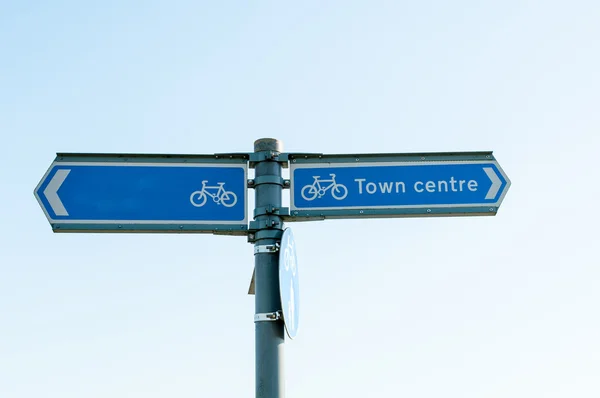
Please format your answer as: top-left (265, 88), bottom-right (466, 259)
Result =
top-left (1, 1), bottom-right (599, 397)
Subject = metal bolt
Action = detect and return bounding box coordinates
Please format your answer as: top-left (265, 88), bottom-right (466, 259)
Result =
top-left (355, 158), bottom-right (359, 162)
top-left (179, 225), bottom-right (183, 229)
top-left (489, 208), bottom-right (494, 212)
top-left (249, 234), bottom-right (255, 239)
top-left (426, 209), bottom-right (431, 213)
top-left (486, 155), bottom-right (491, 159)
top-left (118, 225), bottom-right (122, 228)
top-left (293, 159), bottom-right (296, 162)
top-left (421, 157), bottom-right (425, 160)
top-left (294, 211), bottom-right (298, 215)
top-left (359, 210), bottom-right (364, 214)
top-left (248, 179), bottom-right (255, 186)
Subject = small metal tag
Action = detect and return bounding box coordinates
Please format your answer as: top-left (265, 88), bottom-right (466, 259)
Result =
top-left (254, 311), bottom-right (282, 322)
top-left (254, 244), bottom-right (279, 254)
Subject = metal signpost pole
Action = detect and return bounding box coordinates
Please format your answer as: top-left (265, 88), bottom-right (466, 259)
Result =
top-left (252, 138), bottom-right (285, 398)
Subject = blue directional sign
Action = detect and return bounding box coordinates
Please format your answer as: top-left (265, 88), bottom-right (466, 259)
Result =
top-left (34, 153), bottom-right (248, 233)
top-left (288, 152), bottom-right (510, 219)
top-left (279, 228), bottom-right (299, 339)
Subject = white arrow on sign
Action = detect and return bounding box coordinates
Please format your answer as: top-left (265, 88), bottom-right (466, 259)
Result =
top-left (43, 169), bottom-right (70, 216)
top-left (483, 167), bottom-right (501, 200)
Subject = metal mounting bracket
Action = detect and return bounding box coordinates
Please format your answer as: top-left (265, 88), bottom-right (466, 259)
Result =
top-left (254, 311), bottom-right (282, 322)
top-left (254, 243), bottom-right (280, 254)
top-left (253, 205), bottom-right (290, 218)
top-left (249, 152), bottom-right (289, 168)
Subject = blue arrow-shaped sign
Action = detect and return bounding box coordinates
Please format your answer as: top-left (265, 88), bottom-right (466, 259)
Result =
top-left (34, 154), bottom-right (248, 233)
top-left (288, 152), bottom-right (510, 219)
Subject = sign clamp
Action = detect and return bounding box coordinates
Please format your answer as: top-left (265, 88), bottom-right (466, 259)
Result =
top-left (254, 311), bottom-right (283, 323)
top-left (254, 243), bottom-right (280, 254)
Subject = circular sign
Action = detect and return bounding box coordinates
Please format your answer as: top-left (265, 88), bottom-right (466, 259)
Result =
top-left (279, 227), bottom-right (299, 339)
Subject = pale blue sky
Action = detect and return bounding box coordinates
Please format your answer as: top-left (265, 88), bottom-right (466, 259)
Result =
top-left (1, 1), bottom-right (599, 397)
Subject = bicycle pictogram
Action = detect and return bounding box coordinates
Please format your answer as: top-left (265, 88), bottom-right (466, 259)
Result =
top-left (300, 174), bottom-right (348, 201)
top-left (190, 180), bottom-right (237, 207)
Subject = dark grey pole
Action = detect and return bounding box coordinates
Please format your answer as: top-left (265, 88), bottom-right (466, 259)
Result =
top-left (253, 138), bottom-right (285, 398)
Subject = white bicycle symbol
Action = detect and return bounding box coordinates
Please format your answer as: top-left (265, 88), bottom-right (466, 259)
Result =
top-left (301, 174), bottom-right (348, 201)
top-left (190, 180), bottom-right (237, 207)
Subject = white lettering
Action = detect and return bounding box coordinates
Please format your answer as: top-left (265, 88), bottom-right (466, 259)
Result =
top-left (414, 178), bottom-right (479, 194)
top-left (379, 182), bottom-right (393, 193)
top-left (395, 181), bottom-right (406, 193)
top-left (366, 182), bottom-right (377, 194)
top-left (438, 180), bottom-right (448, 192)
top-left (449, 176), bottom-right (458, 192)
top-left (355, 178), bottom-right (366, 194)
top-left (356, 179), bottom-right (408, 194)
top-left (425, 181), bottom-right (436, 192)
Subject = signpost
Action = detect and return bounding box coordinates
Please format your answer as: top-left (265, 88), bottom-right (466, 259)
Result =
top-left (288, 152), bottom-right (510, 220)
top-left (34, 153), bottom-right (248, 234)
top-left (34, 141), bottom-right (511, 398)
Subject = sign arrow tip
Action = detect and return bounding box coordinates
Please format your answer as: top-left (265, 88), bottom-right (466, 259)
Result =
top-left (43, 169), bottom-right (70, 216)
top-left (483, 167), bottom-right (502, 200)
